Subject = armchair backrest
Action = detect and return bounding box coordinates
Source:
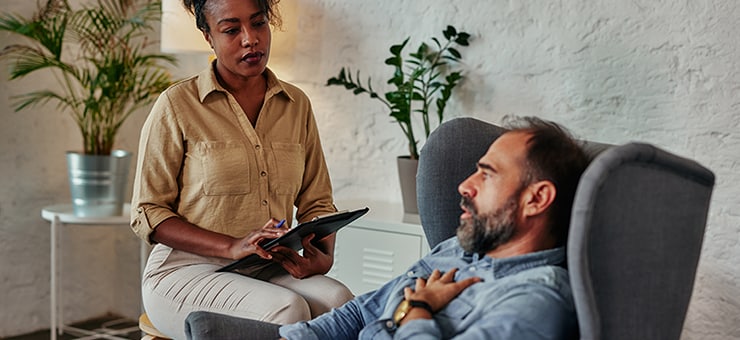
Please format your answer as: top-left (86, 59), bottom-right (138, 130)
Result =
top-left (417, 117), bottom-right (507, 247)
top-left (568, 142), bottom-right (714, 340)
top-left (416, 117), bottom-right (715, 340)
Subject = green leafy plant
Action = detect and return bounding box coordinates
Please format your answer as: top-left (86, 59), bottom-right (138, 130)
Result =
top-left (0, 0), bottom-right (176, 155)
top-left (327, 25), bottom-right (470, 159)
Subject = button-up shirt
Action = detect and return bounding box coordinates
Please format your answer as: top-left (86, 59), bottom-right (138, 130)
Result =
top-left (131, 64), bottom-right (335, 243)
top-left (279, 238), bottom-right (577, 339)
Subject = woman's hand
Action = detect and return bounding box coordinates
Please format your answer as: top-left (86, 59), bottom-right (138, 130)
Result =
top-left (226, 218), bottom-right (289, 260)
top-left (269, 233), bottom-right (335, 279)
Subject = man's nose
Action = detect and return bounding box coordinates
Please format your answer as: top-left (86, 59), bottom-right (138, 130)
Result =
top-left (458, 177), bottom-right (476, 198)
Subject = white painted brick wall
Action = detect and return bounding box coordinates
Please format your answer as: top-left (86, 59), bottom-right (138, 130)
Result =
top-left (1, 0), bottom-right (738, 338)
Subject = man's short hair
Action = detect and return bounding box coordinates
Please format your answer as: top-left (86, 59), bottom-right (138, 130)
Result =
top-left (502, 116), bottom-right (589, 245)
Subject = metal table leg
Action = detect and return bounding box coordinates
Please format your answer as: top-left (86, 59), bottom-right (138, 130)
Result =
top-left (51, 215), bottom-right (59, 340)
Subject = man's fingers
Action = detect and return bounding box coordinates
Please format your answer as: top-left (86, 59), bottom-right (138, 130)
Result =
top-left (439, 268), bottom-right (458, 281)
top-left (415, 277), bottom-right (427, 290)
top-left (403, 287), bottom-right (413, 300)
top-left (426, 268), bottom-right (458, 284)
top-left (455, 276), bottom-right (482, 290)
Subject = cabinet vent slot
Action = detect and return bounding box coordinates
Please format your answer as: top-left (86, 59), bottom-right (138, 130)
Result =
top-left (363, 248), bottom-right (393, 256)
top-left (361, 247), bottom-right (394, 285)
top-left (362, 255), bottom-right (393, 264)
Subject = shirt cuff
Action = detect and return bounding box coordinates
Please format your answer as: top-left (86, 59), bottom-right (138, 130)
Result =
top-left (278, 322), bottom-right (320, 340)
top-left (131, 204), bottom-right (178, 245)
top-left (394, 318), bottom-right (442, 339)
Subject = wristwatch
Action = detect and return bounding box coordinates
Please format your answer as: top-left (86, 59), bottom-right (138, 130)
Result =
top-left (392, 299), bottom-right (434, 325)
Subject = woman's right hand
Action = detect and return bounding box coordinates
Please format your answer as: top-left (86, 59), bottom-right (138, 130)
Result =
top-left (226, 218), bottom-right (289, 260)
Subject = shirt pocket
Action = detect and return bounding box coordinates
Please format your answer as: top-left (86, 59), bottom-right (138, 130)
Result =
top-left (268, 142), bottom-right (305, 196)
top-left (197, 141), bottom-right (252, 195)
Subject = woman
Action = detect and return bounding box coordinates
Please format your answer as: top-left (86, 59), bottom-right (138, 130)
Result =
top-left (130, 0), bottom-right (353, 337)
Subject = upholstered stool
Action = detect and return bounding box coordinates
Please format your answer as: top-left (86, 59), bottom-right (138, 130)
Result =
top-left (139, 313), bottom-right (171, 340)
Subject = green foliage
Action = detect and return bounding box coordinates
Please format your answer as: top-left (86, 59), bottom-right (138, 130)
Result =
top-left (0, 0), bottom-right (177, 155)
top-left (327, 25), bottom-right (471, 159)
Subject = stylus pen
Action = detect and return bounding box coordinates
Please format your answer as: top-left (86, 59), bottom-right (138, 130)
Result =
top-left (275, 219), bottom-right (286, 229)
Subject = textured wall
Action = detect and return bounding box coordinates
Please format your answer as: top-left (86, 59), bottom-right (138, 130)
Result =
top-left (0, 0), bottom-right (150, 336)
top-left (1, 0), bottom-right (738, 338)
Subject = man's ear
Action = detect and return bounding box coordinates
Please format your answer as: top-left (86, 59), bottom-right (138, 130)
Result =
top-left (520, 181), bottom-right (556, 218)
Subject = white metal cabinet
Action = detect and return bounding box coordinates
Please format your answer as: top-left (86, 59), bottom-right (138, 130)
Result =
top-left (329, 200), bottom-right (429, 295)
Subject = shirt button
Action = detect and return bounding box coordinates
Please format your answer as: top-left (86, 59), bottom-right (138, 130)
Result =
top-left (406, 271), bottom-right (415, 277)
top-left (261, 200), bottom-right (268, 206)
top-left (469, 267), bottom-right (476, 271)
top-left (260, 171), bottom-right (267, 177)
top-left (255, 145), bottom-right (261, 150)
top-left (385, 320), bottom-right (395, 329)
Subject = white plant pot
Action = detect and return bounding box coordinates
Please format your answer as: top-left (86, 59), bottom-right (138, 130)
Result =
top-left (397, 156), bottom-right (419, 214)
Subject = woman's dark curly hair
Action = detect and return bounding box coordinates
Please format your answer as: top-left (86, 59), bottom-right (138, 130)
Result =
top-left (182, 0), bottom-right (282, 32)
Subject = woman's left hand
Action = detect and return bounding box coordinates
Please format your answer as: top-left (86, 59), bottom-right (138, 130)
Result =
top-left (269, 234), bottom-right (334, 279)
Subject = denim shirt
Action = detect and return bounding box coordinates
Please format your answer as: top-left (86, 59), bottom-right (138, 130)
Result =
top-left (279, 237), bottom-right (578, 340)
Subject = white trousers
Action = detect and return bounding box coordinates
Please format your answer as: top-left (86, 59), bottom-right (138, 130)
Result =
top-left (142, 244), bottom-right (354, 339)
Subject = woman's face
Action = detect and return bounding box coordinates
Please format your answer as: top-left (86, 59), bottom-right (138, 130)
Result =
top-left (203, 0), bottom-right (271, 82)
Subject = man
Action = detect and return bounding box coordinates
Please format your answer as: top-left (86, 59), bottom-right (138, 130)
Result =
top-left (186, 117), bottom-right (589, 339)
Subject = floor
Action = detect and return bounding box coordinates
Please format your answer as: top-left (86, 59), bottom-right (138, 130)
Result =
top-left (2, 315), bottom-right (141, 340)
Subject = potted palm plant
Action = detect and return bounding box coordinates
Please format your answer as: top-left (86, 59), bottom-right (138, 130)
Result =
top-left (327, 25), bottom-right (471, 213)
top-left (0, 0), bottom-right (176, 216)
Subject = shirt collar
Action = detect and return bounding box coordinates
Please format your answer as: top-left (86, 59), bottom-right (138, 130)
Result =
top-left (195, 60), bottom-right (294, 103)
top-left (461, 246), bottom-right (566, 279)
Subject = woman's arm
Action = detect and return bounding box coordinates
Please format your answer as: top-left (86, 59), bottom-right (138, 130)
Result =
top-left (152, 216), bottom-right (287, 260)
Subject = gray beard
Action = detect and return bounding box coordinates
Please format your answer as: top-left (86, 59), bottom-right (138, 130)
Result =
top-left (456, 196), bottom-right (518, 254)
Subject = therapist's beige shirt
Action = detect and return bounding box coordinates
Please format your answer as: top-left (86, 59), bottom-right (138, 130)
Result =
top-left (131, 65), bottom-right (335, 244)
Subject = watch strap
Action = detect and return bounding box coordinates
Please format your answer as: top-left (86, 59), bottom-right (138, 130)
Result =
top-left (408, 300), bottom-right (434, 315)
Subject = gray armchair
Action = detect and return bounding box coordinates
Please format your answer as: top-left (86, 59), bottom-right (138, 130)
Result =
top-left (416, 117), bottom-right (715, 340)
top-left (185, 117), bottom-right (714, 340)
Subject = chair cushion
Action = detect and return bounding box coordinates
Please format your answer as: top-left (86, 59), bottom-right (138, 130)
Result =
top-left (139, 313), bottom-right (171, 339)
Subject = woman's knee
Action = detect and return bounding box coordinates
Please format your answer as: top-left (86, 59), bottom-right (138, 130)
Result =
top-left (302, 279), bottom-right (354, 317)
top-left (264, 291), bottom-right (311, 324)
top-left (321, 282), bottom-right (354, 308)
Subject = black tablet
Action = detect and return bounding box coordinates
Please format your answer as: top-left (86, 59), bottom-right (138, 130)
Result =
top-left (217, 207), bottom-right (370, 272)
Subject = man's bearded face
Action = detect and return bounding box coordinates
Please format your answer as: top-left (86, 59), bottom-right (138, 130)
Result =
top-left (457, 194), bottom-right (519, 254)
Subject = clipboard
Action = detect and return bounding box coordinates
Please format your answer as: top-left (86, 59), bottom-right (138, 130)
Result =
top-left (217, 207), bottom-right (370, 272)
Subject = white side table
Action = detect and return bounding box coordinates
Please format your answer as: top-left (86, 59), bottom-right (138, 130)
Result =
top-left (42, 204), bottom-right (145, 340)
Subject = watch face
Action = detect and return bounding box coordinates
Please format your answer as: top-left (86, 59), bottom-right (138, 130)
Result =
top-left (393, 299), bottom-right (411, 324)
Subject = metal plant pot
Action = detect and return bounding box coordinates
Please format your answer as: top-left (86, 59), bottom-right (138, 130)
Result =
top-left (66, 150), bottom-right (132, 217)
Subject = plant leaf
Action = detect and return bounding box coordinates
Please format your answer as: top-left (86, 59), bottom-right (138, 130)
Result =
top-left (448, 47), bottom-right (462, 59)
top-left (389, 37), bottom-right (409, 55)
top-left (324, 24), bottom-right (472, 158)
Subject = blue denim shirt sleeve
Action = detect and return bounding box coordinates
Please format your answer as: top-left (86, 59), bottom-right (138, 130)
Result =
top-left (279, 273), bottom-right (410, 340)
top-left (278, 296), bottom-right (368, 340)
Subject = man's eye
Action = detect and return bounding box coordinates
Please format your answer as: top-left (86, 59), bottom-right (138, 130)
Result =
top-left (224, 28), bottom-right (239, 34)
top-left (253, 20), bottom-right (267, 27)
